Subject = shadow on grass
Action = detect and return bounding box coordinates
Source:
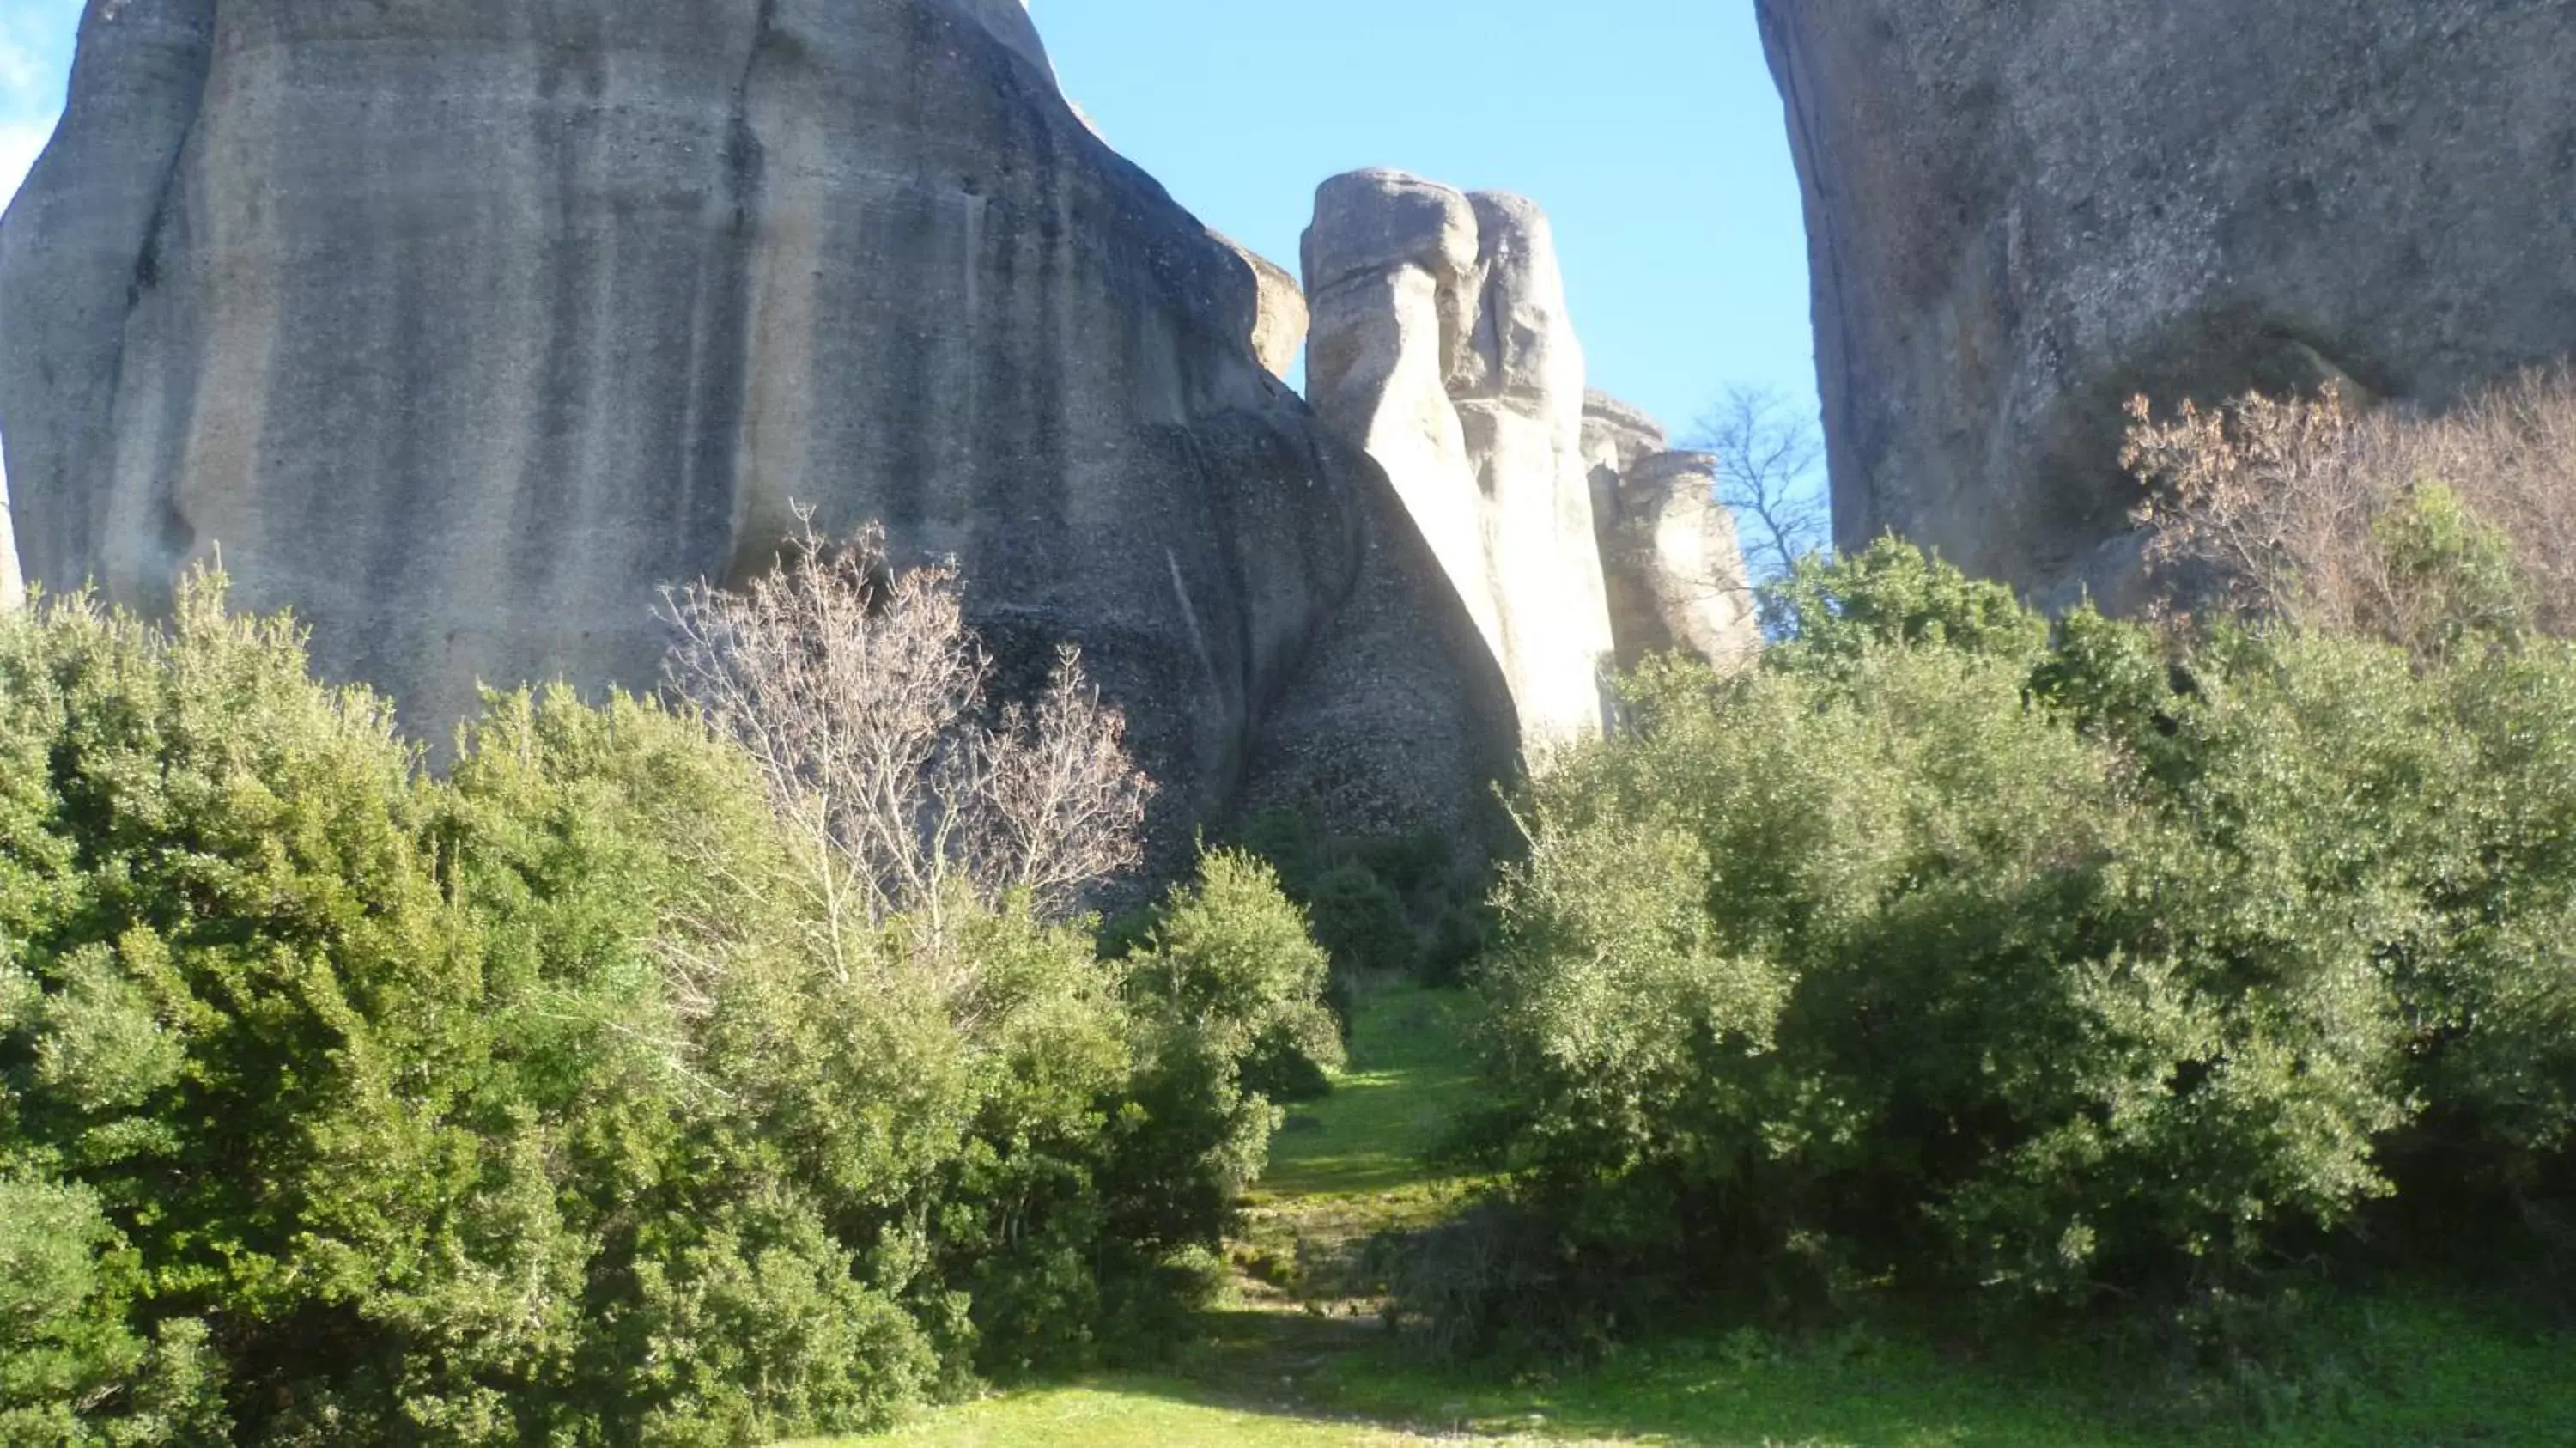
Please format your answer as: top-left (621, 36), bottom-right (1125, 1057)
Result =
top-left (1121, 1305), bottom-right (2146, 1448)
top-left (1100, 1287), bottom-right (2576, 1448)
top-left (834, 982), bottom-right (2576, 1447)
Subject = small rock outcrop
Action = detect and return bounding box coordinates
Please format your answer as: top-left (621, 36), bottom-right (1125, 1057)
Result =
top-left (1759, 0), bottom-right (2576, 599)
top-left (1600, 449), bottom-right (1759, 672)
top-left (1303, 169), bottom-right (1619, 745)
top-left (1578, 394), bottom-right (1759, 672)
top-left (0, 0), bottom-right (1514, 849)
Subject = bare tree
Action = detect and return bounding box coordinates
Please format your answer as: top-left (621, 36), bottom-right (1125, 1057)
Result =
top-left (660, 508), bottom-right (1152, 951)
top-left (1692, 384), bottom-right (1831, 582)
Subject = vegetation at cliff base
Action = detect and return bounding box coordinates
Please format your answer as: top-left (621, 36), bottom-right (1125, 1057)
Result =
top-left (1425, 392), bottom-right (2576, 1410)
top-left (18, 380), bottom-right (2576, 1446)
top-left (0, 554), bottom-right (1340, 1445)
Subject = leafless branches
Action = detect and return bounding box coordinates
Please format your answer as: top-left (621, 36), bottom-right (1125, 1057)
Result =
top-left (1693, 384), bottom-right (1830, 582)
top-left (660, 508), bottom-right (1151, 946)
top-left (2125, 368), bottom-right (2576, 642)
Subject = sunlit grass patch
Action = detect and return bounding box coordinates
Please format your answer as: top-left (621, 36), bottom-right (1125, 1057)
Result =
top-left (1259, 980), bottom-right (1484, 1200)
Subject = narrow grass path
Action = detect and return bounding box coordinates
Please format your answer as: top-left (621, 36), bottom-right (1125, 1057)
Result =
top-left (1230, 983), bottom-right (1486, 1323)
top-left (818, 981), bottom-right (2576, 1448)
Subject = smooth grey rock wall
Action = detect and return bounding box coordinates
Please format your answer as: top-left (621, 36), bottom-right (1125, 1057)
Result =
top-left (1303, 168), bottom-right (1618, 748)
top-left (0, 0), bottom-right (1512, 849)
top-left (1760, 0), bottom-right (2576, 598)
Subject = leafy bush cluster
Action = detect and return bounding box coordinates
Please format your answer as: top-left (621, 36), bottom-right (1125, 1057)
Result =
top-left (0, 578), bottom-right (1335, 1445)
top-left (1231, 810), bottom-right (1497, 1003)
top-left (1457, 526), bottom-right (2576, 1356)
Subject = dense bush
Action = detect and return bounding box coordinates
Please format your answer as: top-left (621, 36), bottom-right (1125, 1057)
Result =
top-left (0, 577), bottom-right (1334, 1444)
top-left (1228, 808), bottom-right (1492, 1001)
top-left (1460, 532), bottom-right (2576, 1351)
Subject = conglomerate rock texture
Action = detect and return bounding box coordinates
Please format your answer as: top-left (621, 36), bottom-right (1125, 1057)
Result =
top-left (1760, 0), bottom-right (2576, 600)
top-left (0, 0), bottom-right (1514, 849)
top-left (1303, 168), bottom-right (1619, 745)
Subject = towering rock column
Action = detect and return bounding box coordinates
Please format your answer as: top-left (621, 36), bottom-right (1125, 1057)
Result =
top-left (1303, 170), bottom-right (1619, 746)
top-left (1600, 450), bottom-right (1759, 671)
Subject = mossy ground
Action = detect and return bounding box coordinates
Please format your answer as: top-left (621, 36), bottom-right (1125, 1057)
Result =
top-left (814, 981), bottom-right (2576, 1447)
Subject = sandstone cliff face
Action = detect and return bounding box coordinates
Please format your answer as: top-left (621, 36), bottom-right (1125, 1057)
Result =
top-left (0, 0), bottom-right (1512, 845)
top-left (1303, 169), bottom-right (1619, 745)
top-left (1760, 0), bottom-right (2576, 599)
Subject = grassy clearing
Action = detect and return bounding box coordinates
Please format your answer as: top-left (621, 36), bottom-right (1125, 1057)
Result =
top-left (830, 1296), bottom-right (2575, 1448)
top-left (1260, 981), bottom-right (1481, 1199)
top-left (821, 983), bottom-right (2576, 1448)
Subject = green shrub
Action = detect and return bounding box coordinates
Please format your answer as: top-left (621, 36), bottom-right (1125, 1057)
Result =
top-left (1307, 862), bottom-right (1420, 1013)
top-left (0, 579), bottom-right (1340, 1443)
top-left (1759, 533), bottom-right (2050, 681)
top-left (1228, 808), bottom-right (1497, 994)
top-left (1461, 536), bottom-right (2576, 1351)
top-left (1121, 849), bottom-right (1346, 1164)
top-left (0, 1173), bottom-right (224, 1445)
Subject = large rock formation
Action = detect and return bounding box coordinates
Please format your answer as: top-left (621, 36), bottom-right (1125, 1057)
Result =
top-left (1760, 0), bottom-right (2576, 599)
top-left (1601, 450), bottom-right (1760, 672)
top-left (1302, 169), bottom-right (1619, 745)
top-left (0, 0), bottom-right (1513, 847)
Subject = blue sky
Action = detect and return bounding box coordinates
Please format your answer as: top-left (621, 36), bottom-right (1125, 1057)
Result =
top-left (0, 2), bottom-right (78, 228)
top-left (1038, 0), bottom-right (1818, 438)
top-left (0, 0), bottom-right (1817, 453)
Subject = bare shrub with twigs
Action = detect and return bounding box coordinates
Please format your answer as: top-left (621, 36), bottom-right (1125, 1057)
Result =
top-left (2126, 368), bottom-right (2576, 645)
top-left (660, 509), bottom-right (1152, 943)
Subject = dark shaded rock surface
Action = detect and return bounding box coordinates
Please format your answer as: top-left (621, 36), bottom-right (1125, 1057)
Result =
top-left (0, 0), bottom-right (1512, 849)
top-left (1760, 0), bottom-right (2576, 598)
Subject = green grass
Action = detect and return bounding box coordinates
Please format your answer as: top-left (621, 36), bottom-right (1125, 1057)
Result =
top-left (1258, 980), bottom-right (1481, 1199)
top-left (787, 1383), bottom-right (1462, 1446)
top-left (824, 1294), bottom-right (2576, 1447)
top-left (817, 983), bottom-right (2576, 1448)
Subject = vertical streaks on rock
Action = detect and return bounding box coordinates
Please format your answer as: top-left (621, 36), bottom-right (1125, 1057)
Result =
top-left (0, 0), bottom-right (1513, 861)
top-left (0, 0), bottom-right (215, 606)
